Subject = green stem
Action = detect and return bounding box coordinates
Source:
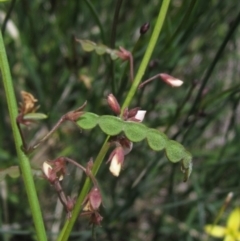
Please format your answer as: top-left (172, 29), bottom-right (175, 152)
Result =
top-left (57, 138), bottom-right (110, 241)
top-left (121, 0), bottom-right (171, 112)
top-left (0, 31), bottom-right (47, 241)
top-left (57, 0), bottom-right (171, 240)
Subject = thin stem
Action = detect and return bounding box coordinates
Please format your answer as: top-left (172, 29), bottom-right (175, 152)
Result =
top-left (0, 31), bottom-right (47, 240)
top-left (121, 0), bottom-right (171, 112)
top-left (138, 74), bottom-right (160, 88)
top-left (27, 102), bottom-right (87, 153)
top-left (64, 157), bottom-right (86, 173)
top-left (27, 117), bottom-right (65, 153)
top-left (57, 1), bottom-right (171, 240)
top-left (129, 53), bottom-right (134, 82)
top-left (92, 224), bottom-right (96, 241)
top-left (57, 138), bottom-right (110, 241)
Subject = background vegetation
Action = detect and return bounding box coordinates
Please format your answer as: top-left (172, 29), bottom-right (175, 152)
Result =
top-left (1, 0), bottom-right (240, 240)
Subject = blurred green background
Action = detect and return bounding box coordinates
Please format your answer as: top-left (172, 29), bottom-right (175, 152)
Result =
top-left (1, 0), bottom-right (240, 240)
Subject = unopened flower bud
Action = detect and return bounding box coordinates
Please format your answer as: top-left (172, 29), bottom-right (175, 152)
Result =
top-left (83, 187), bottom-right (102, 211)
top-left (66, 196), bottom-right (75, 212)
top-left (159, 73), bottom-right (183, 87)
top-left (127, 107), bottom-right (140, 119)
top-left (140, 22), bottom-right (150, 35)
top-left (89, 187), bottom-right (102, 210)
top-left (107, 94), bottom-right (121, 115)
top-left (117, 46), bottom-right (131, 61)
top-left (64, 102), bottom-right (87, 121)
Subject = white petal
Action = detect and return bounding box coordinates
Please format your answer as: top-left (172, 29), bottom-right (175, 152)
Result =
top-left (109, 155), bottom-right (121, 176)
top-left (42, 162), bottom-right (52, 178)
top-left (168, 79), bottom-right (183, 87)
top-left (135, 110), bottom-right (146, 122)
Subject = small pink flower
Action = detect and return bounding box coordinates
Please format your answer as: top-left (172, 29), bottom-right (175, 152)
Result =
top-left (159, 73), bottom-right (183, 87)
top-left (42, 159), bottom-right (65, 183)
top-left (42, 162), bottom-right (57, 183)
top-left (108, 146), bottom-right (125, 176)
top-left (123, 107), bottom-right (147, 122)
top-left (134, 110), bottom-right (146, 122)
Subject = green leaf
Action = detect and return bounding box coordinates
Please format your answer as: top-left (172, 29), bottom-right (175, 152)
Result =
top-left (76, 39), bottom-right (119, 60)
top-left (98, 115), bottom-right (123, 135)
top-left (23, 113), bottom-right (48, 120)
top-left (165, 140), bottom-right (186, 163)
top-left (76, 112), bottom-right (99, 130)
top-left (77, 39), bottom-right (96, 52)
top-left (109, 50), bottom-right (119, 60)
top-left (123, 122), bottom-right (147, 142)
top-left (146, 129), bottom-right (168, 151)
top-left (0, 166), bottom-right (20, 182)
top-left (95, 44), bottom-right (108, 55)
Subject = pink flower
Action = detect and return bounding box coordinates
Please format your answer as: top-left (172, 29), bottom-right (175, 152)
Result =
top-left (108, 146), bottom-right (125, 176)
top-left (134, 110), bottom-right (146, 122)
top-left (159, 73), bottom-right (183, 87)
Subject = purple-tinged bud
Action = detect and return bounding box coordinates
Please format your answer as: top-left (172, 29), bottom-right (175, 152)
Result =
top-left (89, 187), bottom-right (102, 210)
top-left (66, 196), bottom-right (75, 213)
top-left (83, 187), bottom-right (102, 212)
top-left (64, 101), bottom-right (87, 121)
top-left (116, 47), bottom-right (131, 61)
top-left (159, 73), bottom-right (183, 87)
top-left (119, 138), bottom-right (133, 155)
top-left (128, 107), bottom-right (140, 119)
top-left (140, 22), bottom-right (150, 35)
top-left (107, 94), bottom-right (121, 115)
